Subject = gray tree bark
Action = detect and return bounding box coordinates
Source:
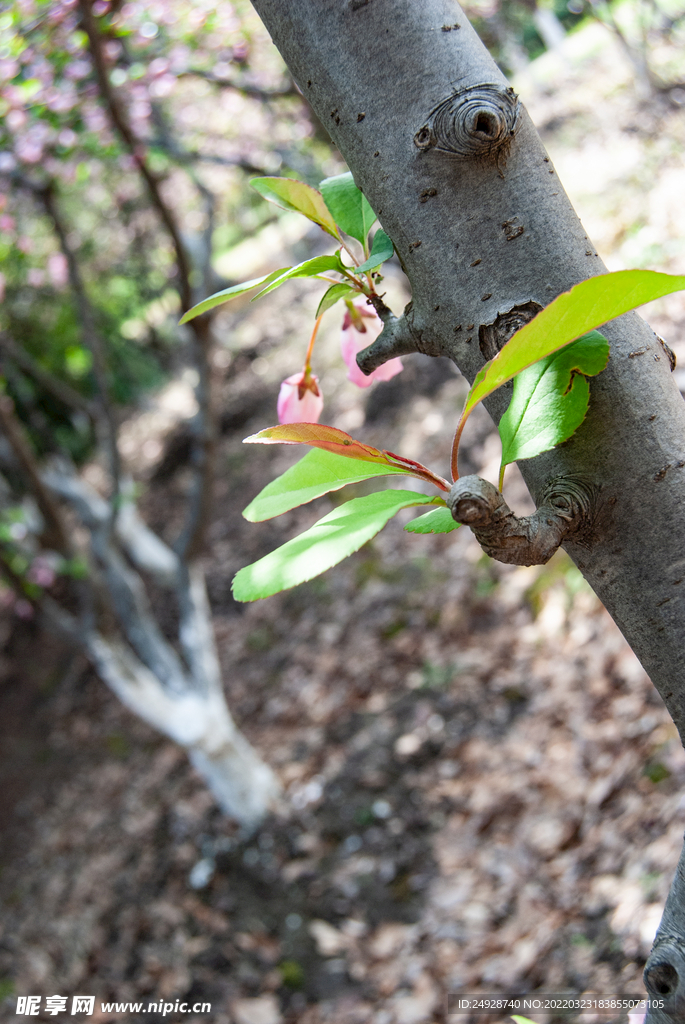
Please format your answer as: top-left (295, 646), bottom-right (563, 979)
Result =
top-left (249, 0), bottom-right (685, 1016)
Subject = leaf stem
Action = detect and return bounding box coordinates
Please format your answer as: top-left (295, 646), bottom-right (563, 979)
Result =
top-left (336, 231), bottom-right (360, 267)
top-left (315, 275), bottom-right (351, 287)
top-left (383, 450), bottom-right (451, 492)
top-left (340, 266), bottom-right (365, 288)
top-left (498, 463), bottom-right (505, 492)
top-left (304, 313), bottom-right (325, 372)
top-left (450, 415), bottom-right (467, 482)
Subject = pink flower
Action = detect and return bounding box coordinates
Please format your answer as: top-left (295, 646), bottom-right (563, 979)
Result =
top-left (277, 371), bottom-right (324, 424)
top-left (27, 268), bottom-right (45, 287)
top-left (27, 556), bottom-right (56, 589)
top-left (340, 298), bottom-right (403, 388)
top-left (48, 252), bottom-right (68, 288)
top-left (14, 599), bottom-right (34, 620)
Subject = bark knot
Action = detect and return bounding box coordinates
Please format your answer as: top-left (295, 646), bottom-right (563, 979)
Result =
top-left (644, 934), bottom-right (685, 1020)
top-left (479, 300), bottom-right (542, 361)
top-left (413, 84), bottom-right (521, 161)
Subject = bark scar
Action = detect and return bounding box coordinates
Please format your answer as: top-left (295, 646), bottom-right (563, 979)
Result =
top-left (447, 474), bottom-right (596, 565)
top-left (657, 334), bottom-right (677, 371)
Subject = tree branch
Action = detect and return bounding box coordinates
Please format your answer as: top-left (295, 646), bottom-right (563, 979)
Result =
top-left (40, 460), bottom-right (188, 691)
top-left (80, 0), bottom-right (216, 557)
top-left (0, 396), bottom-right (71, 554)
top-left (177, 561), bottom-right (222, 695)
top-left (0, 331), bottom-right (97, 421)
top-left (42, 465), bottom-right (180, 586)
top-left (79, 0), bottom-right (193, 312)
top-left (85, 626), bottom-right (280, 825)
top-left (146, 137), bottom-right (268, 177)
top-left (357, 299), bottom-right (444, 372)
top-left (32, 179), bottom-right (121, 509)
top-left (178, 67), bottom-right (298, 101)
top-left (447, 474), bottom-right (596, 565)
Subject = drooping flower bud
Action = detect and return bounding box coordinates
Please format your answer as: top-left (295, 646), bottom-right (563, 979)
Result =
top-left (340, 297), bottom-right (403, 388)
top-left (277, 370), bottom-right (324, 424)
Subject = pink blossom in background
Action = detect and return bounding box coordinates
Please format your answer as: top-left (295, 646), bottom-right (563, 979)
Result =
top-left (277, 371), bottom-right (324, 424)
top-left (14, 599), bottom-right (34, 620)
top-left (57, 128), bottom-right (77, 148)
top-left (15, 138), bottom-right (43, 164)
top-left (148, 57), bottom-right (171, 77)
top-left (149, 75), bottom-right (176, 99)
top-left (6, 109), bottom-right (27, 131)
top-left (340, 297), bottom-right (403, 388)
top-left (63, 59), bottom-right (91, 80)
top-left (48, 252), bottom-right (69, 288)
top-left (27, 557), bottom-right (56, 589)
top-left (27, 268), bottom-right (45, 287)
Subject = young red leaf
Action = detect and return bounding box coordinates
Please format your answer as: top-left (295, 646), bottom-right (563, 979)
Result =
top-left (244, 424), bottom-right (450, 491)
top-left (245, 423), bottom-right (391, 462)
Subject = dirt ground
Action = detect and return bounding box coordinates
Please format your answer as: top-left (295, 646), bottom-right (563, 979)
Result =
top-left (1, 21), bottom-right (685, 1024)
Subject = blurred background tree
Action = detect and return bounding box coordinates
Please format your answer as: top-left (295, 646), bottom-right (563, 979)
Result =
top-left (0, 0), bottom-right (341, 825)
top-left (0, 0), bottom-right (329, 462)
top-left (461, 0), bottom-right (685, 95)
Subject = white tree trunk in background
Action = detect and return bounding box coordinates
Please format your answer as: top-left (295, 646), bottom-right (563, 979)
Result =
top-left (44, 467), bottom-right (280, 828)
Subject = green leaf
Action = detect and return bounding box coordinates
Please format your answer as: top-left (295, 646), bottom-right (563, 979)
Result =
top-left (232, 490), bottom-right (437, 601)
top-left (244, 447), bottom-right (411, 522)
top-left (179, 269), bottom-right (289, 324)
top-left (250, 176), bottom-right (339, 237)
top-left (354, 229), bottom-right (394, 274)
top-left (404, 505), bottom-right (459, 534)
top-left (316, 282), bottom-right (357, 317)
top-left (458, 269), bottom-right (685, 436)
top-left (251, 254), bottom-right (344, 299)
top-left (244, 423), bottom-right (451, 491)
top-left (499, 330), bottom-right (610, 468)
top-left (319, 172), bottom-right (375, 245)
top-left (254, 256), bottom-right (344, 298)
top-left (511, 1017), bottom-right (539, 1024)
top-left (451, 269), bottom-right (685, 479)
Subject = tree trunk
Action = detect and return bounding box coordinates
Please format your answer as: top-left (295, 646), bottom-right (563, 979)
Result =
top-left (41, 466), bottom-right (281, 830)
top-left (533, 5), bottom-right (567, 52)
top-left (249, 0), bottom-right (685, 1014)
top-left (86, 628), bottom-right (280, 829)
